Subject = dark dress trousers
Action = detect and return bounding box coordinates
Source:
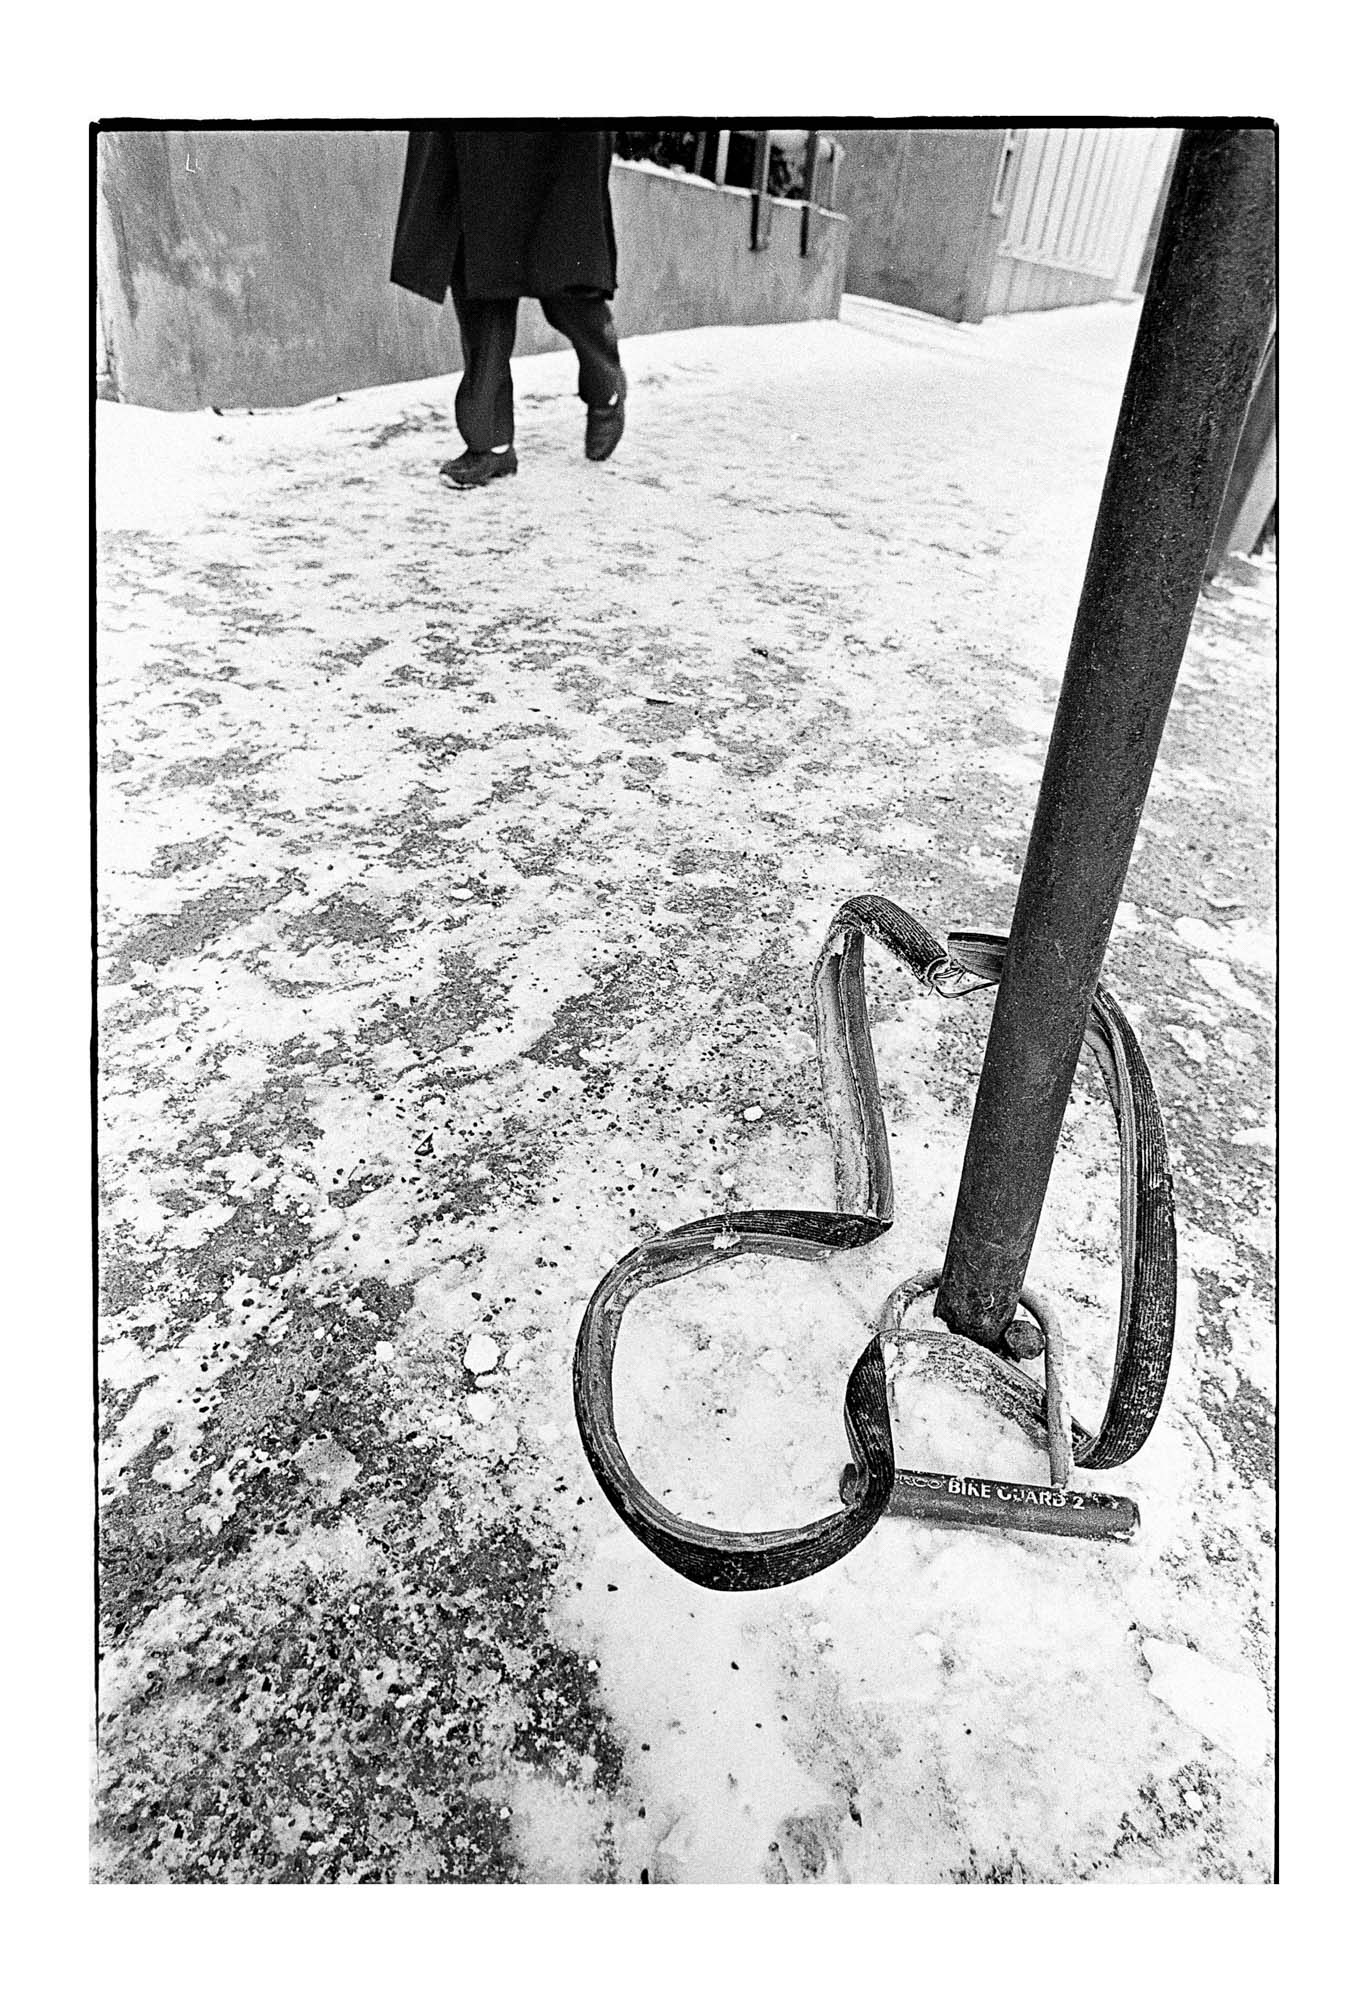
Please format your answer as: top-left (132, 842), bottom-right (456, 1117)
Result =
top-left (391, 127), bottom-right (625, 451)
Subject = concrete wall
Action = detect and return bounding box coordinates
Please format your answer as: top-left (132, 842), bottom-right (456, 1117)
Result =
top-left (606, 162), bottom-right (847, 345)
top-left (831, 128), bottom-right (1008, 323)
top-left (96, 130), bottom-right (848, 411)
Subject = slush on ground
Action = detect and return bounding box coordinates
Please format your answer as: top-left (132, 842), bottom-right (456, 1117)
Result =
top-left (95, 299), bottom-right (1274, 1883)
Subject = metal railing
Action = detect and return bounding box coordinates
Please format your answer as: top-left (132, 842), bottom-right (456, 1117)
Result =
top-left (690, 129), bottom-right (844, 254)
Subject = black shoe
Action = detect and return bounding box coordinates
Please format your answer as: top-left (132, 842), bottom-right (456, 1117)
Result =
top-left (439, 448), bottom-right (518, 489)
top-left (585, 389), bottom-right (626, 462)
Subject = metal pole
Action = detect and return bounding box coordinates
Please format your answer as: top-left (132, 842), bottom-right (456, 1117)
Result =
top-left (800, 129), bottom-right (821, 257)
top-left (1207, 324), bottom-right (1278, 574)
top-left (935, 126), bottom-right (1276, 1347)
top-left (751, 130), bottom-right (774, 251)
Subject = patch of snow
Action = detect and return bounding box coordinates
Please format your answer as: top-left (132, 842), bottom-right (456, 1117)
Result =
top-left (1194, 959), bottom-right (1267, 1016)
top-left (1232, 1125), bottom-right (1275, 1151)
top-left (463, 1331), bottom-right (501, 1376)
top-left (1175, 915), bottom-right (1274, 977)
top-left (293, 1433), bottom-right (362, 1507)
top-left (1141, 1640), bottom-right (1271, 1771)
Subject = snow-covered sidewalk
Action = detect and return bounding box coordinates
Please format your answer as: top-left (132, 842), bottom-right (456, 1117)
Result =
top-left (95, 298), bottom-right (1274, 1882)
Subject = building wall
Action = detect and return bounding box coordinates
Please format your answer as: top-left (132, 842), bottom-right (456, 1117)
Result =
top-left (608, 162), bottom-right (847, 344)
top-left (985, 127), bottom-right (1180, 315)
top-left (830, 128), bottom-right (1009, 322)
top-left (831, 124), bottom-right (1178, 325)
top-left (95, 129), bottom-right (848, 411)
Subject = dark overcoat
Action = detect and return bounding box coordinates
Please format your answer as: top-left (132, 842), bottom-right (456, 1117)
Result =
top-left (390, 128), bottom-right (618, 304)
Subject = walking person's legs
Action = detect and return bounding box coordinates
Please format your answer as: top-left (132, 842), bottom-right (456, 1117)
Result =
top-left (538, 291), bottom-right (627, 459)
top-left (444, 293), bottom-right (521, 487)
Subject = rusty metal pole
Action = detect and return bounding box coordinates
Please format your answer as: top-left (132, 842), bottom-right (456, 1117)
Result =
top-left (936, 126), bottom-right (1276, 1347)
